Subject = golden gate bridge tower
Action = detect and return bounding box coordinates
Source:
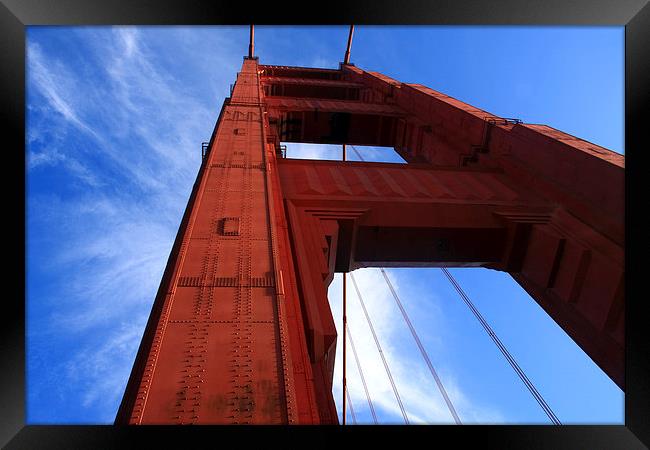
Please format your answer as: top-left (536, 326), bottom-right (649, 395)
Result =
top-left (116, 26), bottom-right (624, 425)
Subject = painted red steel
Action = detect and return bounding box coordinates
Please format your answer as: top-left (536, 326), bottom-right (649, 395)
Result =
top-left (117, 58), bottom-right (624, 425)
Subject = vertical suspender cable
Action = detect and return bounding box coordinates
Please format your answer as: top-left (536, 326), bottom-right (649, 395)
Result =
top-left (350, 273), bottom-right (410, 424)
top-left (441, 268), bottom-right (561, 425)
top-left (346, 324), bottom-right (378, 424)
top-left (380, 268), bottom-right (462, 424)
top-left (342, 145), bottom-right (347, 425)
top-left (342, 273), bottom-right (347, 425)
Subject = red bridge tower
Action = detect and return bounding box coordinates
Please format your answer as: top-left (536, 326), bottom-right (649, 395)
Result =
top-left (116, 48), bottom-right (624, 424)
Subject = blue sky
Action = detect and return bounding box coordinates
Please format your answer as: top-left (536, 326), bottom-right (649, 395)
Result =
top-left (26, 26), bottom-right (624, 424)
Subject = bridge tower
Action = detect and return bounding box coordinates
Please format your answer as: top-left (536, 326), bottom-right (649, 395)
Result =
top-left (116, 47), bottom-right (624, 425)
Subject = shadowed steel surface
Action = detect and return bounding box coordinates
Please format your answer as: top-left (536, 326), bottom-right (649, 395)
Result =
top-left (248, 25), bottom-right (254, 59)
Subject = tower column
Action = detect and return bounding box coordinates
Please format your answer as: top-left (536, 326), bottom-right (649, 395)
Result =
top-left (116, 58), bottom-right (326, 424)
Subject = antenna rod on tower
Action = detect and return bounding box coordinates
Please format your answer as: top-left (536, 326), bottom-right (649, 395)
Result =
top-left (343, 25), bottom-right (354, 64)
top-left (248, 25), bottom-right (255, 58)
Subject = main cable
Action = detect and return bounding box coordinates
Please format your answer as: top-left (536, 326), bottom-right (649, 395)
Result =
top-left (350, 272), bottom-right (410, 424)
top-left (380, 268), bottom-right (462, 424)
top-left (441, 268), bottom-right (561, 425)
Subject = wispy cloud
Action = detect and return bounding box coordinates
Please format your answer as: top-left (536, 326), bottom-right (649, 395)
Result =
top-left (26, 26), bottom-right (242, 422)
top-left (64, 321), bottom-right (146, 421)
top-left (27, 43), bottom-right (98, 136)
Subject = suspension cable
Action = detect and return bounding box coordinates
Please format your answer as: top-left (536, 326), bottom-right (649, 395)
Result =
top-left (346, 324), bottom-right (378, 424)
top-left (350, 272), bottom-right (410, 424)
top-left (345, 386), bottom-right (357, 424)
top-left (349, 144), bottom-right (557, 424)
top-left (441, 268), bottom-right (561, 425)
top-left (380, 268), bottom-right (462, 424)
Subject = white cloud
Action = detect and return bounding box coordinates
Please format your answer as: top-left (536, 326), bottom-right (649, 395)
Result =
top-left (117, 27), bottom-right (139, 58)
top-left (27, 147), bottom-right (66, 169)
top-left (28, 43), bottom-right (94, 133)
top-left (64, 321), bottom-right (146, 421)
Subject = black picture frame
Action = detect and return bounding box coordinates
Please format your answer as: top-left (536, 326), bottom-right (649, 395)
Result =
top-left (3, 0), bottom-right (649, 448)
